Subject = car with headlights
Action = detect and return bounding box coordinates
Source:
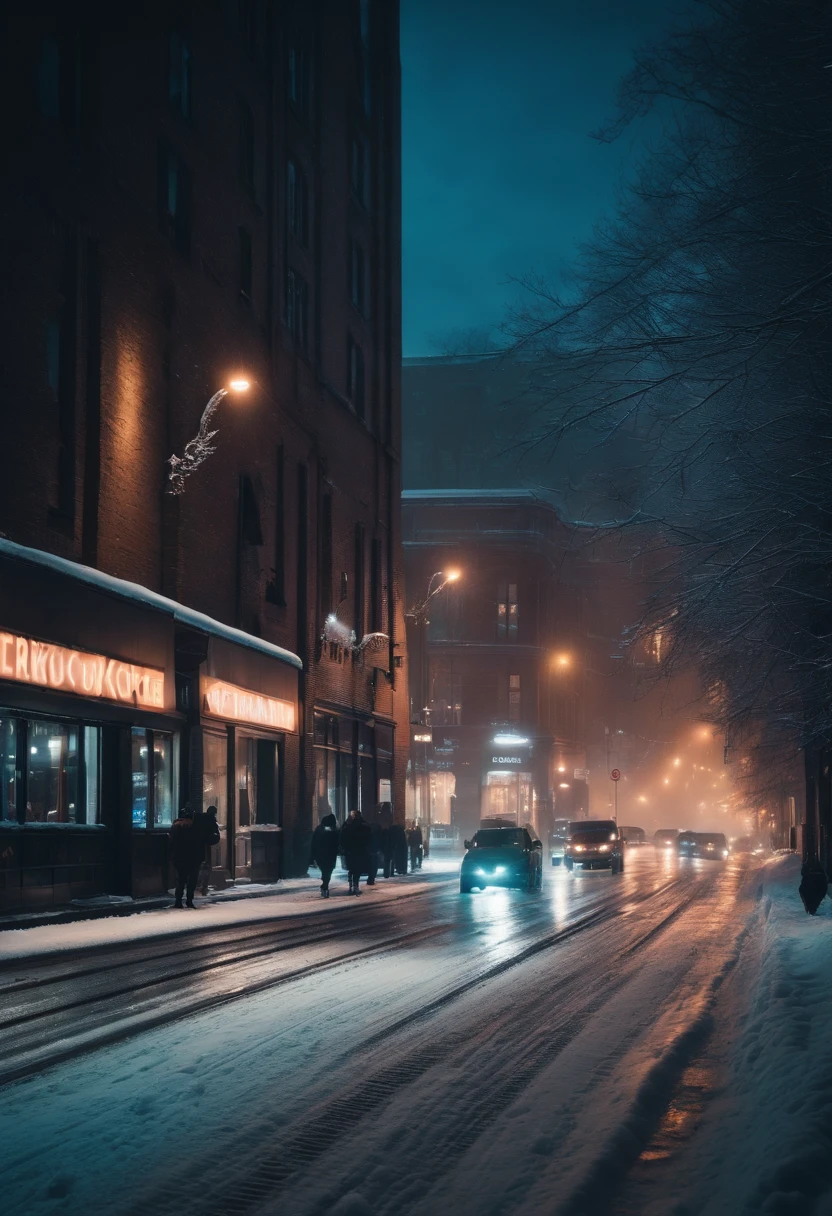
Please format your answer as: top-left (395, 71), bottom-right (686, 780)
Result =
top-left (677, 830), bottom-right (698, 855)
top-left (549, 818), bottom-right (571, 866)
top-left (620, 825), bottom-right (647, 846)
top-left (694, 831), bottom-right (729, 859)
top-left (564, 819), bottom-right (624, 874)
top-left (459, 826), bottom-right (543, 892)
top-left (653, 828), bottom-right (679, 850)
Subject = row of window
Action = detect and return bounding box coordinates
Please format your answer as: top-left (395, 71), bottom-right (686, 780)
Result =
top-left (0, 718), bottom-right (176, 828)
top-left (428, 668), bottom-right (522, 727)
top-left (428, 582), bottom-right (522, 642)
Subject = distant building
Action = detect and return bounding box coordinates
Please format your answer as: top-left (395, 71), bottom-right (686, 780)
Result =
top-left (0, 1), bottom-right (407, 914)
top-left (403, 490), bottom-right (589, 844)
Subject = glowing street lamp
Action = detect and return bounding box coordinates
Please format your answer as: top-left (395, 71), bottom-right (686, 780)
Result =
top-left (552, 652), bottom-right (572, 670)
top-left (166, 376), bottom-right (251, 494)
top-left (410, 569), bottom-right (463, 623)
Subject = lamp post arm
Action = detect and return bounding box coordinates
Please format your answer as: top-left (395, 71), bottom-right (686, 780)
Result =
top-left (166, 388), bottom-right (228, 495)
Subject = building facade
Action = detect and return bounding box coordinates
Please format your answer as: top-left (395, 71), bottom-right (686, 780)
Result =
top-left (0, 0), bottom-right (407, 913)
top-left (403, 491), bottom-right (589, 845)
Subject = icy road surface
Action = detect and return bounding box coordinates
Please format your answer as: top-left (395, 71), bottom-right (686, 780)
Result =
top-left (0, 850), bottom-right (760, 1215)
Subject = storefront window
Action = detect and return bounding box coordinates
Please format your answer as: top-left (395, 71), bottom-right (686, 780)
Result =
top-left (132, 727), bottom-right (177, 828)
top-left (203, 731), bottom-right (228, 871)
top-left (27, 721), bottom-right (79, 823)
top-left (132, 727), bottom-right (149, 827)
top-left (1, 717), bottom-right (16, 822)
top-left (83, 726), bottom-right (100, 825)
top-left (236, 734), bottom-right (257, 828)
top-left (153, 733), bottom-right (174, 827)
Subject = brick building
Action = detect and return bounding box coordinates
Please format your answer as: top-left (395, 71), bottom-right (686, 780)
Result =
top-left (0, 1), bottom-right (408, 913)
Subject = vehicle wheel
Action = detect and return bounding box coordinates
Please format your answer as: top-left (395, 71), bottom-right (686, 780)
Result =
top-left (611, 857), bottom-right (621, 875)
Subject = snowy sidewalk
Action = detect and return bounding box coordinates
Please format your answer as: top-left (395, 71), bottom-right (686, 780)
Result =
top-left (0, 859), bottom-right (460, 963)
top-left (633, 855), bottom-right (832, 1215)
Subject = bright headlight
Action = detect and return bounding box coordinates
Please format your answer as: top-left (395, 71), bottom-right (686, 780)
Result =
top-left (495, 865), bottom-right (506, 874)
top-left (475, 867), bottom-right (485, 876)
top-left (599, 845), bottom-right (608, 852)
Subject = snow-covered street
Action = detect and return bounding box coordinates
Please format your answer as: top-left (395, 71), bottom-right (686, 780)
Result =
top-left (2, 848), bottom-right (813, 1215)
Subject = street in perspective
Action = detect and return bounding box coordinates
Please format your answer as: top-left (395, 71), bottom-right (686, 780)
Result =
top-left (2, 3), bottom-right (832, 1215)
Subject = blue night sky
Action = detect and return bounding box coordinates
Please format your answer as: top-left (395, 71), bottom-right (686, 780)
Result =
top-left (401, 0), bottom-right (674, 356)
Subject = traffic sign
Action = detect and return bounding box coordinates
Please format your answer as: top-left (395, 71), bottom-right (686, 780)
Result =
top-left (610, 768), bottom-right (621, 781)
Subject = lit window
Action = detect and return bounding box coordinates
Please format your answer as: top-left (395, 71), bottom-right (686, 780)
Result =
top-left (497, 582), bottom-right (518, 640)
top-left (132, 727), bottom-right (177, 828)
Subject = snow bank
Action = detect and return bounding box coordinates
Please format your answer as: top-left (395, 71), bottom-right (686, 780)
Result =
top-left (0, 861), bottom-right (459, 963)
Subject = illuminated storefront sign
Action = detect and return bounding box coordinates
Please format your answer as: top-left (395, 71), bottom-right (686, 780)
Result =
top-left (0, 631), bottom-right (164, 708)
top-left (491, 754), bottom-right (523, 766)
top-left (201, 677), bottom-right (296, 733)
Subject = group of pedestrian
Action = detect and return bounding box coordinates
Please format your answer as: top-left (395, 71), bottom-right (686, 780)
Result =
top-left (309, 805), bottom-right (427, 897)
top-left (169, 804), bottom-right (221, 908)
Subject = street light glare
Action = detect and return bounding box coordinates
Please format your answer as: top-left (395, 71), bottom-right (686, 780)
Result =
top-left (553, 652), bottom-right (572, 668)
top-left (229, 377), bottom-right (251, 393)
top-left (445, 569), bottom-right (461, 582)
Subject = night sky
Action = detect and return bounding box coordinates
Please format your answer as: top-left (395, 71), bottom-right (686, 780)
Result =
top-left (401, 0), bottom-right (674, 356)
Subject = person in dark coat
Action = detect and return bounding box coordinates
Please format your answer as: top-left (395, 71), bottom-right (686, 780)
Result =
top-left (391, 821), bottom-right (409, 875)
top-left (196, 805), bottom-right (221, 896)
top-left (170, 805), bottom-right (203, 908)
top-left (310, 812), bottom-right (340, 897)
top-left (407, 821), bottom-right (424, 871)
top-left (340, 807), bottom-right (372, 894)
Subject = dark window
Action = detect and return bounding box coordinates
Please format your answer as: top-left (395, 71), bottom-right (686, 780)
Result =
top-left (239, 227), bottom-right (252, 301)
top-left (239, 102), bottom-right (255, 190)
top-left (354, 523), bottom-right (366, 639)
top-left (350, 240), bottom-right (366, 315)
top-left (267, 444), bottom-right (286, 606)
top-left (169, 33), bottom-right (191, 119)
top-left (370, 537), bottom-right (381, 632)
top-left (351, 137), bottom-right (369, 207)
top-left (497, 581), bottom-right (518, 640)
top-left (285, 268), bottom-right (309, 348)
top-left (431, 660), bottom-right (462, 726)
top-left (360, 0), bottom-right (372, 46)
top-left (347, 337), bottom-right (365, 420)
top-left (158, 143), bottom-right (191, 256)
top-left (320, 493), bottom-right (333, 618)
top-left (287, 158), bottom-right (308, 245)
top-left (509, 673), bottom-right (521, 722)
top-left (288, 42), bottom-right (309, 116)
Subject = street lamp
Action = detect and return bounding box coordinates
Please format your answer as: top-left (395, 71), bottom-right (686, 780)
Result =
top-left (166, 377), bottom-right (251, 495)
top-left (407, 568), bottom-right (462, 838)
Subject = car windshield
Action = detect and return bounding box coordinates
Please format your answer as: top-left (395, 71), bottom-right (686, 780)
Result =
top-left (569, 821), bottom-right (616, 839)
top-left (473, 829), bottom-right (525, 848)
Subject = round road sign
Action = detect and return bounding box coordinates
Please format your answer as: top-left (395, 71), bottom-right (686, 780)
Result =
top-left (610, 768), bottom-right (621, 781)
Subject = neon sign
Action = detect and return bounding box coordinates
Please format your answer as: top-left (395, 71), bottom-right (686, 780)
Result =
top-left (0, 631), bottom-right (164, 708)
top-left (201, 677), bottom-right (296, 733)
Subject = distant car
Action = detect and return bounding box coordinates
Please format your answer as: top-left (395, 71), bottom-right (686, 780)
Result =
top-left (550, 818), bottom-right (571, 866)
top-left (677, 830), bottom-right (698, 855)
top-left (620, 825), bottom-right (646, 846)
top-left (731, 835), bottom-right (766, 856)
top-left (653, 828), bottom-right (679, 850)
top-left (460, 826), bottom-right (543, 892)
top-left (564, 819), bottom-right (624, 874)
top-left (694, 832), bottom-right (729, 859)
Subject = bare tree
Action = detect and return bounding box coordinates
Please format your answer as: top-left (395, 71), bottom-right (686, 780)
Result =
top-left (510, 0), bottom-right (832, 817)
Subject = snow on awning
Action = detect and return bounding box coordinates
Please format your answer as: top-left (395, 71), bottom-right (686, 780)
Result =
top-left (0, 538), bottom-right (303, 672)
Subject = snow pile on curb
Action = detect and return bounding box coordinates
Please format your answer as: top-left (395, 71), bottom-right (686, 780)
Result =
top-left (722, 856), bottom-right (832, 1215)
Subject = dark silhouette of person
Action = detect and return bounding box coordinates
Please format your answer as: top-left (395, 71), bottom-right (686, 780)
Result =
top-left (391, 820), bottom-right (409, 875)
top-left (407, 820), bottom-right (423, 871)
top-left (170, 805), bottom-right (203, 908)
top-left (341, 807), bottom-right (372, 894)
top-left (367, 810), bottom-right (382, 886)
top-left (310, 812), bottom-right (340, 897)
top-left (196, 805), bottom-right (221, 895)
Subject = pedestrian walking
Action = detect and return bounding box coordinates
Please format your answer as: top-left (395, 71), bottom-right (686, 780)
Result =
top-left (195, 805), bottom-right (221, 895)
top-left (341, 807), bottom-right (372, 895)
top-left (407, 820), bottom-right (423, 872)
top-left (310, 812), bottom-right (340, 897)
top-left (391, 820), bottom-right (409, 875)
top-left (169, 805), bottom-right (203, 908)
